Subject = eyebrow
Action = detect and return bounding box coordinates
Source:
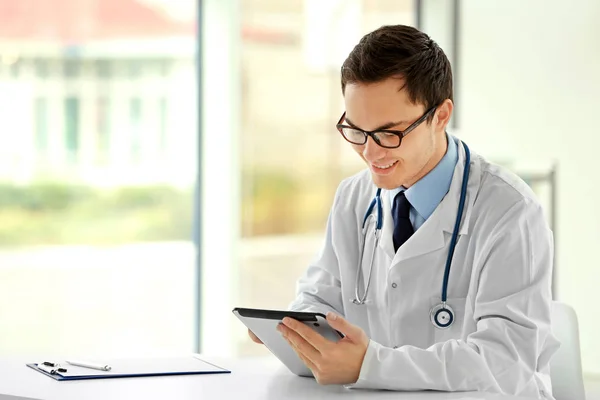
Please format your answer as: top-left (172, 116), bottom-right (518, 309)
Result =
top-left (344, 117), bottom-right (408, 131)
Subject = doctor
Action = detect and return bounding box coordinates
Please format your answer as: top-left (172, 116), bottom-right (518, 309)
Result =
top-left (249, 24), bottom-right (558, 398)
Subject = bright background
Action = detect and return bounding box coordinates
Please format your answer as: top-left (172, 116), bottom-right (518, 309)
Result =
top-left (0, 0), bottom-right (598, 397)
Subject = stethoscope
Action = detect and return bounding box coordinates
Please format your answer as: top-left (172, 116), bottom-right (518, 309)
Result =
top-left (352, 141), bottom-right (471, 330)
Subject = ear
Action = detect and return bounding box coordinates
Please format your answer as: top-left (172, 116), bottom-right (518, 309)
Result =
top-left (434, 99), bottom-right (453, 132)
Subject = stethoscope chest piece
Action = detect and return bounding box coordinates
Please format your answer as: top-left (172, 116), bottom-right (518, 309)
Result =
top-left (352, 140), bottom-right (471, 330)
top-left (430, 303), bottom-right (454, 329)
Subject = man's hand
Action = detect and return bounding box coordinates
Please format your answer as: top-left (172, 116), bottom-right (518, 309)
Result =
top-left (248, 329), bottom-right (263, 344)
top-left (277, 312), bottom-right (369, 385)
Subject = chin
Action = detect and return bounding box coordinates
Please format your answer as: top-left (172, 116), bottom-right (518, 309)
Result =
top-left (370, 174), bottom-right (402, 190)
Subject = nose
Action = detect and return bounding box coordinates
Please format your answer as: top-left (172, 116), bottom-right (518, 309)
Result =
top-left (362, 136), bottom-right (386, 162)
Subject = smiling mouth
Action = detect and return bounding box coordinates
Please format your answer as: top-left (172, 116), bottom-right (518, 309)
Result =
top-left (372, 161), bottom-right (398, 169)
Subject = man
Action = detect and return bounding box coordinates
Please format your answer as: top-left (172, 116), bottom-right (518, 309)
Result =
top-left (249, 24), bottom-right (558, 399)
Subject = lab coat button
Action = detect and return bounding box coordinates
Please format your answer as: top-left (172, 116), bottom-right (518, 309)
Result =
top-left (391, 282), bottom-right (397, 288)
top-left (393, 345), bottom-right (399, 349)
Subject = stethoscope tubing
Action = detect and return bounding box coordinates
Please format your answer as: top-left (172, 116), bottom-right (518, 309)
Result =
top-left (353, 141), bottom-right (471, 330)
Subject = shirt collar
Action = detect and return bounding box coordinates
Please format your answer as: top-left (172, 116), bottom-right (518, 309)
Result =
top-left (388, 133), bottom-right (458, 221)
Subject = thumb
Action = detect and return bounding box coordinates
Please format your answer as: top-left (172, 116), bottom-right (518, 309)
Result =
top-left (326, 312), bottom-right (360, 339)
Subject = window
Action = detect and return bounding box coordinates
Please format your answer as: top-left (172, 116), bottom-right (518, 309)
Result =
top-left (64, 97), bottom-right (80, 162)
top-left (159, 60), bottom-right (172, 78)
top-left (159, 96), bottom-right (168, 153)
top-left (95, 60), bottom-right (112, 78)
top-left (96, 97), bottom-right (110, 164)
top-left (129, 60), bottom-right (143, 78)
top-left (130, 98), bottom-right (142, 162)
top-left (63, 59), bottom-right (81, 78)
top-left (34, 97), bottom-right (48, 154)
top-left (232, 0), bottom-right (415, 357)
top-left (9, 58), bottom-right (20, 78)
top-left (0, 0), bottom-right (198, 360)
top-left (34, 58), bottom-right (49, 78)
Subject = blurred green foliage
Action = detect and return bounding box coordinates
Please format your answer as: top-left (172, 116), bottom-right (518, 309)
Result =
top-left (0, 183), bottom-right (194, 247)
top-left (241, 169), bottom-right (336, 237)
top-left (0, 169), bottom-right (342, 247)
top-left (242, 170), bottom-right (299, 236)
top-left (0, 183), bottom-right (91, 211)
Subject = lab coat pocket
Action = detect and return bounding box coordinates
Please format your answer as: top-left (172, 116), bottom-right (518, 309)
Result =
top-left (431, 297), bottom-right (467, 344)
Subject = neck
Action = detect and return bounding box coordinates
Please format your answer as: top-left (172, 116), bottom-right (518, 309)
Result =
top-left (405, 133), bottom-right (448, 188)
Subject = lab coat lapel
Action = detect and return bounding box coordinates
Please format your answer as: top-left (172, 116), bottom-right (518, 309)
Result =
top-left (378, 190), bottom-right (396, 262)
top-left (437, 139), bottom-right (480, 235)
top-left (379, 190), bottom-right (396, 263)
top-left (391, 138), bottom-right (480, 264)
top-left (392, 206), bottom-right (447, 264)
top-left (378, 186), bottom-right (446, 266)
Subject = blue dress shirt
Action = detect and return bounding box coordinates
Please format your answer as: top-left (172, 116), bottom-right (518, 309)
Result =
top-left (388, 134), bottom-right (458, 231)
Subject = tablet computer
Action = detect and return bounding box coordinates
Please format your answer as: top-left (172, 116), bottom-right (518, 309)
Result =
top-left (232, 307), bottom-right (344, 377)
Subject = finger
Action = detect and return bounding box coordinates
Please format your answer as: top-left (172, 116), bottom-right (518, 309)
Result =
top-left (288, 338), bottom-right (318, 370)
top-left (248, 329), bottom-right (263, 344)
top-left (325, 312), bottom-right (361, 340)
top-left (279, 324), bottom-right (321, 364)
top-left (282, 317), bottom-right (333, 352)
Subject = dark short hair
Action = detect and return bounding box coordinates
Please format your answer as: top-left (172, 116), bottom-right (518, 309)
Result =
top-left (341, 25), bottom-right (453, 117)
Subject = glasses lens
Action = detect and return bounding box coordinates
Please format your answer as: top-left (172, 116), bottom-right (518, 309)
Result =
top-left (340, 127), bottom-right (366, 145)
top-left (373, 131), bottom-right (401, 148)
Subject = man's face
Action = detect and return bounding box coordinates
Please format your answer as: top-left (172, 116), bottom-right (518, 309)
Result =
top-left (342, 78), bottom-right (450, 189)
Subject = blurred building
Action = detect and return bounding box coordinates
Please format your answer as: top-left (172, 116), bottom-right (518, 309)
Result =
top-left (0, 0), bottom-right (197, 187)
top-left (0, 0), bottom-right (415, 189)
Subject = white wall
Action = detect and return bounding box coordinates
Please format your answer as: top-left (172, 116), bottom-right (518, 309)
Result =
top-left (429, 0), bottom-right (600, 374)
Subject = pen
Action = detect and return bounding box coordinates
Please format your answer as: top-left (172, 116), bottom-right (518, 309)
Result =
top-left (66, 360), bottom-right (112, 371)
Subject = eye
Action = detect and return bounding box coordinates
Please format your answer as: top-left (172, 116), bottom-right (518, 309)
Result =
top-left (343, 128), bottom-right (363, 136)
top-left (374, 131), bottom-right (401, 147)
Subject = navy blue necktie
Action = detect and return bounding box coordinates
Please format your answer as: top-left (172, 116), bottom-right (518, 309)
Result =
top-left (392, 191), bottom-right (414, 252)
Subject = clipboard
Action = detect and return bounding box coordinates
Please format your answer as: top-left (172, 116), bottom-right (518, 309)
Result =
top-left (26, 355), bottom-right (230, 381)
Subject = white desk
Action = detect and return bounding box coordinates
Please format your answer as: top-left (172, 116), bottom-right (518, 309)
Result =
top-left (0, 356), bottom-right (535, 400)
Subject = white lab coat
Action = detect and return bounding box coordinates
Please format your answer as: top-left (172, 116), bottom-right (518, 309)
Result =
top-left (289, 136), bottom-right (559, 399)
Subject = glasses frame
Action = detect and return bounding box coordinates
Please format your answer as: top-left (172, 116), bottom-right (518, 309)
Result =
top-left (335, 106), bottom-right (438, 149)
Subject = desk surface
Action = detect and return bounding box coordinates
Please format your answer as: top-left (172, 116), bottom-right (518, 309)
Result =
top-left (0, 355), bottom-right (535, 400)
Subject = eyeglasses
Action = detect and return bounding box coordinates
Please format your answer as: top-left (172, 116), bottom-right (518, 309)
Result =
top-left (336, 106), bottom-right (437, 149)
